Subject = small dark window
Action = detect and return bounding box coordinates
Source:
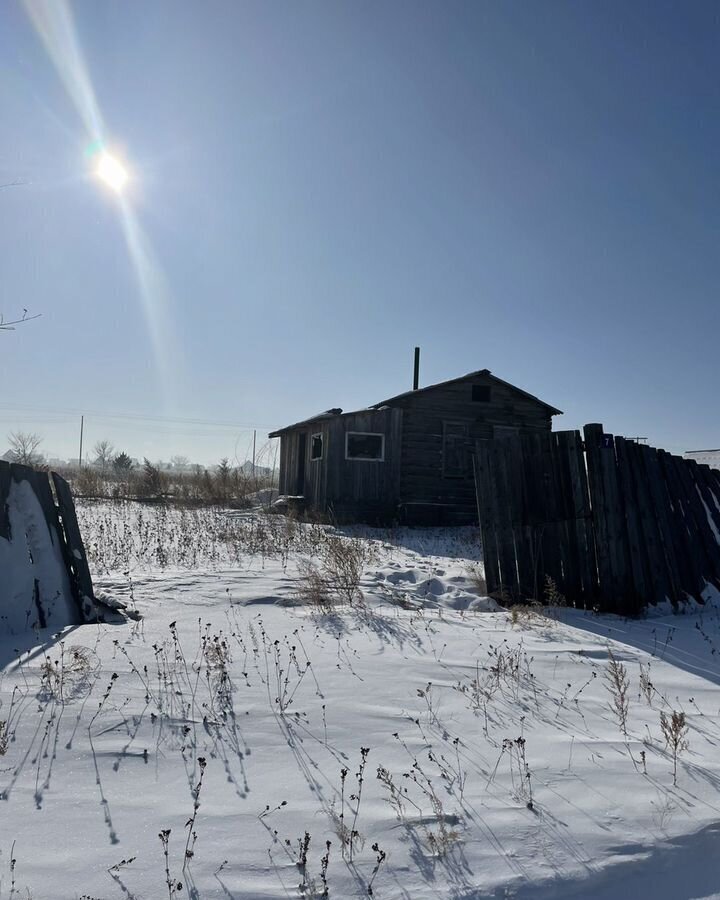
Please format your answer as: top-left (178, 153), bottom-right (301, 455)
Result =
top-left (346, 432), bottom-right (384, 461)
top-left (311, 433), bottom-right (323, 460)
top-left (472, 385), bottom-right (491, 403)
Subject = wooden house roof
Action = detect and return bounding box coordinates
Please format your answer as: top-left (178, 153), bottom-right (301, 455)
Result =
top-left (369, 369), bottom-right (562, 415)
top-left (269, 409), bottom-right (348, 438)
top-left (268, 369), bottom-right (562, 438)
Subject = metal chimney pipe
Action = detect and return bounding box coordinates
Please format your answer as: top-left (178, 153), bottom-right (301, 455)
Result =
top-left (413, 347), bottom-right (420, 391)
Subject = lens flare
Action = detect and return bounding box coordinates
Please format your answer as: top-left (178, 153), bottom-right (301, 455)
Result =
top-left (96, 153), bottom-right (128, 192)
top-left (22, 0), bottom-right (177, 407)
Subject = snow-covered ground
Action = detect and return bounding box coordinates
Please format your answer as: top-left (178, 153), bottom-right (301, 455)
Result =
top-left (2, 501), bottom-right (720, 899)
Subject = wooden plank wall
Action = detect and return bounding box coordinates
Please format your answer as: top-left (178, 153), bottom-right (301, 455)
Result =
top-left (52, 472), bottom-right (97, 620)
top-left (393, 372), bottom-right (553, 523)
top-left (323, 408), bottom-right (403, 521)
top-left (0, 460), bottom-right (96, 629)
top-left (475, 424), bottom-right (720, 614)
top-left (475, 430), bottom-right (597, 608)
top-left (273, 372), bottom-right (557, 524)
top-left (278, 409), bottom-right (403, 522)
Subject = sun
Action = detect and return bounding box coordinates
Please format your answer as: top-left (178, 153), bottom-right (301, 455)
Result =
top-left (96, 152), bottom-right (129, 193)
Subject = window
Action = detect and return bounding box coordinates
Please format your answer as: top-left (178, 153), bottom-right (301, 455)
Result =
top-left (346, 432), bottom-right (385, 461)
top-left (443, 421), bottom-right (469, 477)
top-left (311, 433), bottom-right (323, 460)
top-left (472, 384), bottom-right (491, 402)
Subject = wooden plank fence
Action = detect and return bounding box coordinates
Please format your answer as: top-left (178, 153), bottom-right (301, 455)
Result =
top-left (0, 460), bottom-right (97, 632)
top-left (475, 424), bottom-right (720, 614)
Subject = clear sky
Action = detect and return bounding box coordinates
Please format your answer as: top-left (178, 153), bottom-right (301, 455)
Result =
top-left (1, 0), bottom-right (718, 465)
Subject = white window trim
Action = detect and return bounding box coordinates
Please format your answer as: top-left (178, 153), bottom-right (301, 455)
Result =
top-left (311, 432), bottom-right (324, 461)
top-left (345, 431), bottom-right (385, 462)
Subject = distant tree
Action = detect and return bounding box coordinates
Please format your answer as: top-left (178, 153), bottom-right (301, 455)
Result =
top-left (216, 457), bottom-right (232, 503)
top-left (7, 431), bottom-right (44, 466)
top-left (170, 454), bottom-right (189, 470)
top-left (93, 439), bottom-right (115, 472)
top-left (140, 458), bottom-right (166, 498)
top-left (113, 451), bottom-right (134, 474)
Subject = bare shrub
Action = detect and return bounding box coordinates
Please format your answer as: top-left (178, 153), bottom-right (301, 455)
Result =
top-left (201, 632), bottom-right (233, 719)
top-left (75, 466), bottom-right (104, 498)
top-left (660, 710), bottom-right (689, 786)
top-left (502, 736), bottom-right (534, 809)
top-left (466, 565), bottom-right (487, 595)
top-left (639, 663), bottom-right (654, 705)
top-left (509, 602), bottom-right (545, 627)
top-left (605, 648), bottom-right (630, 736)
top-left (296, 559), bottom-right (335, 609)
top-left (296, 535), bottom-right (373, 608)
top-left (489, 586), bottom-right (513, 606)
top-left (543, 575), bottom-right (566, 606)
top-left (38, 644), bottom-right (97, 703)
top-left (323, 536), bottom-right (372, 605)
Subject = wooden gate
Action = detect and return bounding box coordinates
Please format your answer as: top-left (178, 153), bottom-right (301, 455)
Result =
top-left (474, 424), bottom-right (720, 614)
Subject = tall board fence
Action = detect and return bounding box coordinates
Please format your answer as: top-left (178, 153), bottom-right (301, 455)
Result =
top-left (0, 460), bottom-right (97, 633)
top-left (474, 424), bottom-right (720, 615)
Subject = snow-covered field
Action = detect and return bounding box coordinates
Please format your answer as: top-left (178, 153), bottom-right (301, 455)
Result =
top-left (2, 501), bottom-right (720, 899)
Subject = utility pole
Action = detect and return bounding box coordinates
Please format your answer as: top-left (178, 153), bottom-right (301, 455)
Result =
top-left (78, 415), bottom-right (84, 467)
top-left (252, 429), bottom-right (257, 480)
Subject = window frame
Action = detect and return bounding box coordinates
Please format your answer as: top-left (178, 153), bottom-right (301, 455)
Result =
top-left (310, 432), bottom-right (324, 461)
top-left (471, 384), bottom-right (492, 403)
top-left (345, 431), bottom-right (385, 462)
top-left (442, 420), bottom-right (470, 479)
top-left (493, 425), bottom-right (520, 440)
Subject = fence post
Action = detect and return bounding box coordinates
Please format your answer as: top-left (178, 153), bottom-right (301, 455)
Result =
top-left (583, 424), bottom-right (632, 613)
top-left (474, 443), bottom-right (501, 597)
top-left (52, 473), bottom-right (97, 619)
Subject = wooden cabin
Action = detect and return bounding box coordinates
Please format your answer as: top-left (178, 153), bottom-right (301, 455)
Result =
top-left (269, 369), bottom-right (562, 524)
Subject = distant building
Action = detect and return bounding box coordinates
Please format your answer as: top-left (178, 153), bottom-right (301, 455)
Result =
top-left (269, 368), bottom-right (562, 525)
top-left (684, 449), bottom-right (720, 470)
top-left (239, 460), bottom-right (271, 477)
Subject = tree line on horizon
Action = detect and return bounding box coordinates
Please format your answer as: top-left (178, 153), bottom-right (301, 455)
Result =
top-left (3, 430), bottom-right (277, 507)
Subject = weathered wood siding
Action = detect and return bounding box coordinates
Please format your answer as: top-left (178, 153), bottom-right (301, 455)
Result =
top-left (475, 424), bottom-right (720, 614)
top-left (392, 374), bottom-right (552, 523)
top-left (273, 373), bottom-right (556, 523)
top-left (278, 434), bottom-right (294, 495)
top-left (279, 409), bottom-right (403, 521)
top-left (323, 408), bottom-right (402, 520)
top-left (0, 461), bottom-right (97, 632)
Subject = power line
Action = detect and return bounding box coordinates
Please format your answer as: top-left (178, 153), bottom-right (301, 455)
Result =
top-left (0, 402), bottom-right (275, 431)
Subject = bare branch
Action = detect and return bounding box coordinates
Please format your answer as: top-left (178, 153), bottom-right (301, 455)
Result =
top-left (0, 311), bottom-right (42, 332)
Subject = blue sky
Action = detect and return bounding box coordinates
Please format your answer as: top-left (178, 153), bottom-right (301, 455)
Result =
top-left (1, 0), bottom-right (718, 464)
